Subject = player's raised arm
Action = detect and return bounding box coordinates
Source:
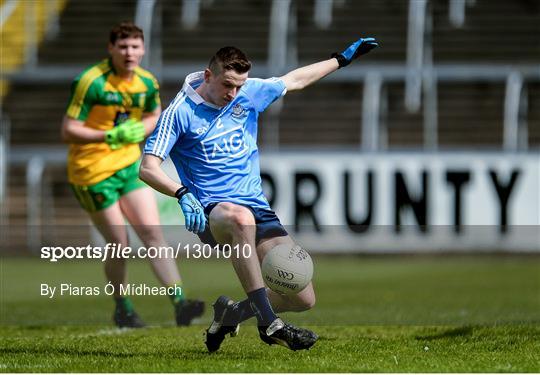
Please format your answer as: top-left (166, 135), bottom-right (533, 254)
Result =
top-left (280, 37), bottom-right (378, 92)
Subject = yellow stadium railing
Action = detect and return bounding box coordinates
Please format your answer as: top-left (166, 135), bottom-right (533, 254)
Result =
top-left (0, 0), bottom-right (68, 100)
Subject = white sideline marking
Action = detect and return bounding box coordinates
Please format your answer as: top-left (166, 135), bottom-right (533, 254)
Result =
top-left (72, 326), bottom-right (164, 338)
top-left (74, 328), bottom-right (131, 338)
top-left (41, 325), bottom-right (167, 340)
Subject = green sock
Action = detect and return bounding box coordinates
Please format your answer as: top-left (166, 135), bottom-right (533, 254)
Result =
top-left (168, 283), bottom-right (185, 305)
top-left (114, 297), bottom-right (134, 314)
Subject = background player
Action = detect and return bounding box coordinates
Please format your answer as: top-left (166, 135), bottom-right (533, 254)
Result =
top-left (140, 38), bottom-right (378, 349)
top-left (61, 21), bottom-right (204, 328)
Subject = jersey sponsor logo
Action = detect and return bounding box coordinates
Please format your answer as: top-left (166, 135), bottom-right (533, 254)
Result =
top-left (200, 125), bottom-right (248, 164)
top-left (113, 111), bottom-right (131, 126)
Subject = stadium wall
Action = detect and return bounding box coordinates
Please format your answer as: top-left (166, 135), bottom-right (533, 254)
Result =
top-left (158, 151), bottom-right (539, 253)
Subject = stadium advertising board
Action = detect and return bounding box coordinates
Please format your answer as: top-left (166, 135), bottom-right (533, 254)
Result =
top-left (160, 152), bottom-right (539, 253)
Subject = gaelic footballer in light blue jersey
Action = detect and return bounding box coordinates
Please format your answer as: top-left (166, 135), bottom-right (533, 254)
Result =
top-left (140, 40), bottom-right (378, 352)
top-left (144, 71), bottom-right (286, 211)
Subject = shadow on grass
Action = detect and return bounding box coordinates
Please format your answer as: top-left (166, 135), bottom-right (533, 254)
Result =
top-left (177, 348), bottom-right (277, 360)
top-left (415, 326), bottom-right (473, 341)
top-left (316, 335), bottom-right (338, 342)
top-left (1, 346), bottom-right (271, 362)
top-left (0, 347), bottom-right (137, 358)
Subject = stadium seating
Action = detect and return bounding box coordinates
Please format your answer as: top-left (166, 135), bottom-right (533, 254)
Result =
top-left (432, 0), bottom-right (540, 63)
top-left (38, 0), bottom-right (137, 64)
top-left (5, 0), bottom-right (540, 148)
top-left (2, 0), bottom-right (539, 249)
top-left (162, 0), bottom-right (271, 63)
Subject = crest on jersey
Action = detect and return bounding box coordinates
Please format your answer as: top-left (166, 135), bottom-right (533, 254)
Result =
top-left (231, 103), bottom-right (245, 118)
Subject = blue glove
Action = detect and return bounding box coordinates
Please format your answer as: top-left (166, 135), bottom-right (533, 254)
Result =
top-left (177, 190), bottom-right (206, 234)
top-left (332, 37), bottom-right (378, 68)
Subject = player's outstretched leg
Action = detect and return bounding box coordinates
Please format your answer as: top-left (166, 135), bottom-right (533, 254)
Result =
top-left (205, 296), bottom-right (240, 352)
top-left (255, 236), bottom-right (318, 350)
top-left (89, 203), bottom-right (147, 329)
top-left (208, 203), bottom-right (318, 351)
top-left (119, 187), bottom-right (205, 326)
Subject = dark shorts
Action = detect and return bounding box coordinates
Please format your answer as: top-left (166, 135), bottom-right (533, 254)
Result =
top-left (197, 203), bottom-right (288, 247)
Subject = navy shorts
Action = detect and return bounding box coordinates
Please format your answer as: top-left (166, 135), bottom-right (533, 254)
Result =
top-left (197, 202), bottom-right (288, 247)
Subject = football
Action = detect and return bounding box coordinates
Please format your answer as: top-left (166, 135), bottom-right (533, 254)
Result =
top-left (261, 244), bottom-right (314, 295)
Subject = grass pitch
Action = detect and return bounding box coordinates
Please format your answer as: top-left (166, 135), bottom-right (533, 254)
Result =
top-left (1, 255), bottom-right (539, 372)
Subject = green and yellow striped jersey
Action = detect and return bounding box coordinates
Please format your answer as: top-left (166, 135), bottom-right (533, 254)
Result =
top-left (66, 58), bottom-right (160, 186)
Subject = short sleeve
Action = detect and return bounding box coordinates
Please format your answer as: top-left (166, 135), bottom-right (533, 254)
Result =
top-left (144, 75), bottom-right (161, 113)
top-left (144, 97), bottom-right (183, 159)
top-left (243, 78), bottom-right (287, 112)
top-left (66, 75), bottom-right (99, 121)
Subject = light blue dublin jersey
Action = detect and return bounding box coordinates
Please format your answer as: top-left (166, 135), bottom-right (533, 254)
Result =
top-left (144, 71), bottom-right (287, 210)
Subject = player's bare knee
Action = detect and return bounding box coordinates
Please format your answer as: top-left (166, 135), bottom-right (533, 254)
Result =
top-left (230, 211), bottom-right (255, 230)
top-left (305, 295), bottom-right (316, 310)
top-left (294, 294), bottom-right (316, 311)
top-left (136, 226), bottom-right (165, 248)
top-left (218, 203), bottom-right (255, 230)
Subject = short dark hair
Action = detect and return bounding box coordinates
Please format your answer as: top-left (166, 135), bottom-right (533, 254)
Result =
top-left (208, 47), bottom-right (251, 74)
top-left (109, 21), bottom-right (144, 44)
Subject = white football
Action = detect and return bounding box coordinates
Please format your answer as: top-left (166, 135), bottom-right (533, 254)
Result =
top-left (261, 244), bottom-right (313, 295)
